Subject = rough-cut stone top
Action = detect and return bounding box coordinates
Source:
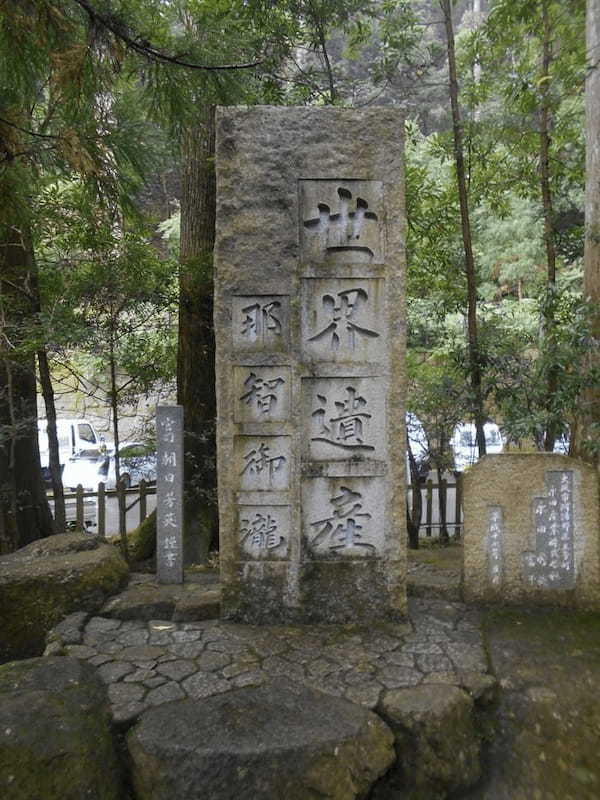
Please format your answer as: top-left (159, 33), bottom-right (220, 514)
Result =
top-left (215, 105), bottom-right (405, 288)
top-left (0, 533), bottom-right (125, 582)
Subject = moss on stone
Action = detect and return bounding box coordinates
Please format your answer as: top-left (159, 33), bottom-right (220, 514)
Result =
top-left (0, 539), bottom-right (128, 663)
top-left (0, 658), bottom-right (123, 799)
top-left (126, 509), bottom-right (156, 563)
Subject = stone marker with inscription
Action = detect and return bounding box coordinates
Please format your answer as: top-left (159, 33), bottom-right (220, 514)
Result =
top-left (463, 454), bottom-right (600, 609)
top-left (214, 106), bottom-right (407, 623)
top-left (156, 406), bottom-right (184, 585)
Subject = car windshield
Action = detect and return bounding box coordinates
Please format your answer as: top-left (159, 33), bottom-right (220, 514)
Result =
top-left (77, 423), bottom-right (96, 444)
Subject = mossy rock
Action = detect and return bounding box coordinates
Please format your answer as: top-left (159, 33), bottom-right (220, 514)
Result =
top-left (127, 509), bottom-right (156, 563)
top-left (0, 533), bottom-right (128, 664)
top-left (0, 656), bottom-right (124, 799)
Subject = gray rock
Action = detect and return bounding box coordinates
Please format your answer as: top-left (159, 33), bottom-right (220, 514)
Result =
top-left (127, 678), bottom-right (395, 799)
top-left (182, 672), bottom-right (231, 699)
top-left (145, 681), bottom-right (186, 706)
top-left (101, 583), bottom-right (176, 621)
top-left (156, 659), bottom-right (196, 681)
top-left (98, 660), bottom-right (135, 683)
top-left (172, 587), bottom-right (221, 622)
top-left (0, 657), bottom-right (122, 799)
top-left (47, 610), bottom-right (89, 645)
top-left (375, 684), bottom-right (481, 799)
top-left (0, 533), bottom-right (128, 663)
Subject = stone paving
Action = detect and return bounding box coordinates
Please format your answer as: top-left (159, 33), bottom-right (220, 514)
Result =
top-left (48, 597), bottom-right (492, 727)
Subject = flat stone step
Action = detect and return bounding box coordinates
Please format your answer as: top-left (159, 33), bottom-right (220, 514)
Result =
top-left (100, 571), bottom-right (221, 622)
top-left (126, 678), bottom-right (395, 800)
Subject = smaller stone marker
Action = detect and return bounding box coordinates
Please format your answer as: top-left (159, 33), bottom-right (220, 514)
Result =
top-left (156, 406), bottom-right (184, 584)
top-left (463, 454), bottom-right (600, 609)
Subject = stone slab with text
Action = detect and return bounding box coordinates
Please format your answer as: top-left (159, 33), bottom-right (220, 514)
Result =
top-left (156, 406), bottom-right (183, 585)
top-left (463, 454), bottom-right (600, 609)
top-left (214, 106), bottom-right (407, 623)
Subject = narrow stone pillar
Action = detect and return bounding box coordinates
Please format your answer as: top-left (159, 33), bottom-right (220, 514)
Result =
top-left (214, 106), bottom-right (407, 623)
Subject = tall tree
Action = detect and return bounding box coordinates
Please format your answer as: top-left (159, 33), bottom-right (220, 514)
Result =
top-left (177, 108), bottom-right (217, 564)
top-left (440, 0), bottom-right (487, 457)
top-left (578, 0), bottom-right (600, 461)
top-left (0, 0), bottom-right (266, 550)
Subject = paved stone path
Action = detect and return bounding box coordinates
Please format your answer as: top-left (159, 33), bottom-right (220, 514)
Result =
top-left (49, 597), bottom-right (491, 727)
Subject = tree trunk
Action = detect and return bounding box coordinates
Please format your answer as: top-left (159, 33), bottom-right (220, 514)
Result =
top-left (539, 0), bottom-right (559, 453)
top-left (177, 106), bottom-right (218, 565)
top-left (37, 348), bottom-right (66, 533)
top-left (576, 0), bottom-right (600, 463)
top-left (441, 0), bottom-right (487, 457)
top-left (0, 222), bottom-right (54, 553)
top-left (108, 331), bottom-right (129, 561)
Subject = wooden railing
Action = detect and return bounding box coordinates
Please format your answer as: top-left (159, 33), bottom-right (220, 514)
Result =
top-left (60, 480), bottom-right (156, 537)
top-left (56, 476), bottom-right (463, 540)
top-left (408, 475), bottom-right (464, 538)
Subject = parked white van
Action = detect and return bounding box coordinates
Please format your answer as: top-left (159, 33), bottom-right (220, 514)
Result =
top-left (38, 418), bottom-right (105, 483)
top-left (451, 422), bottom-right (504, 472)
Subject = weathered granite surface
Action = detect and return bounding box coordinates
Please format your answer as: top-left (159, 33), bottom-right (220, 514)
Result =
top-left (127, 678), bottom-right (395, 800)
top-left (0, 533), bottom-right (128, 663)
top-left (463, 454), bottom-right (600, 608)
top-left (47, 597), bottom-right (490, 729)
top-left (374, 685), bottom-right (482, 799)
top-left (0, 657), bottom-right (123, 800)
top-left (214, 106), bottom-right (407, 623)
top-left (468, 607), bottom-right (600, 799)
top-left (100, 572), bottom-right (220, 622)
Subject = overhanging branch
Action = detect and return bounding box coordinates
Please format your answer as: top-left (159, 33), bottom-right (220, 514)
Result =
top-left (71, 0), bottom-right (261, 71)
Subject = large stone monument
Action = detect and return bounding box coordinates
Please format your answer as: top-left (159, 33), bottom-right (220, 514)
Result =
top-left (214, 106), bottom-right (407, 623)
top-left (463, 454), bottom-right (600, 609)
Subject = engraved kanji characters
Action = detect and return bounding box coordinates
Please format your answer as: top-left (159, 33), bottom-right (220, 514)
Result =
top-left (310, 486), bottom-right (375, 553)
top-left (240, 371), bottom-right (286, 415)
top-left (311, 385), bottom-right (374, 451)
top-left (240, 300), bottom-right (282, 342)
top-left (307, 288), bottom-right (379, 352)
top-left (240, 511), bottom-right (285, 551)
top-left (242, 443), bottom-right (286, 481)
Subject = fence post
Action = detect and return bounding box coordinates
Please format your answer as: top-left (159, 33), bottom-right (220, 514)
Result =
top-left (439, 476), bottom-right (448, 542)
top-left (455, 472), bottom-right (463, 539)
top-left (118, 479), bottom-right (127, 539)
top-left (76, 484), bottom-right (84, 532)
top-left (425, 479), bottom-right (433, 537)
top-left (139, 479), bottom-right (147, 526)
top-left (97, 482), bottom-right (106, 538)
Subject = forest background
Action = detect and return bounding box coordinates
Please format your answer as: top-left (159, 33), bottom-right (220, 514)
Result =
top-left (1, 0), bottom-right (599, 561)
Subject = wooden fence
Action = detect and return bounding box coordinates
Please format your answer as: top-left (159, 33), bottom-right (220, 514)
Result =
top-left (57, 476), bottom-right (463, 540)
top-left (60, 480), bottom-right (156, 537)
top-left (408, 475), bottom-right (464, 538)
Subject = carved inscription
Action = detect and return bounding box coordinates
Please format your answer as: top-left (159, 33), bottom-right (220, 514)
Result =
top-left (487, 506), bottom-right (504, 587)
top-left (156, 406), bottom-right (183, 584)
top-left (300, 180), bottom-right (384, 263)
top-left (234, 367), bottom-right (291, 423)
top-left (232, 295), bottom-right (289, 351)
top-left (522, 471), bottom-right (575, 589)
top-left (239, 506), bottom-right (290, 560)
top-left (235, 436), bottom-right (291, 491)
top-left (312, 386), bottom-right (373, 451)
top-left (303, 377), bottom-right (385, 460)
top-left (302, 279), bottom-right (384, 362)
top-left (303, 478), bottom-right (385, 558)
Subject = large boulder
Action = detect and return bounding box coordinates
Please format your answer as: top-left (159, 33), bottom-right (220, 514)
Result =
top-left (0, 656), bottom-right (123, 799)
top-left (373, 684), bottom-right (481, 799)
top-left (127, 678), bottom-right (395, 800)
top-left (0, 533), bottom-right (128, 663)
